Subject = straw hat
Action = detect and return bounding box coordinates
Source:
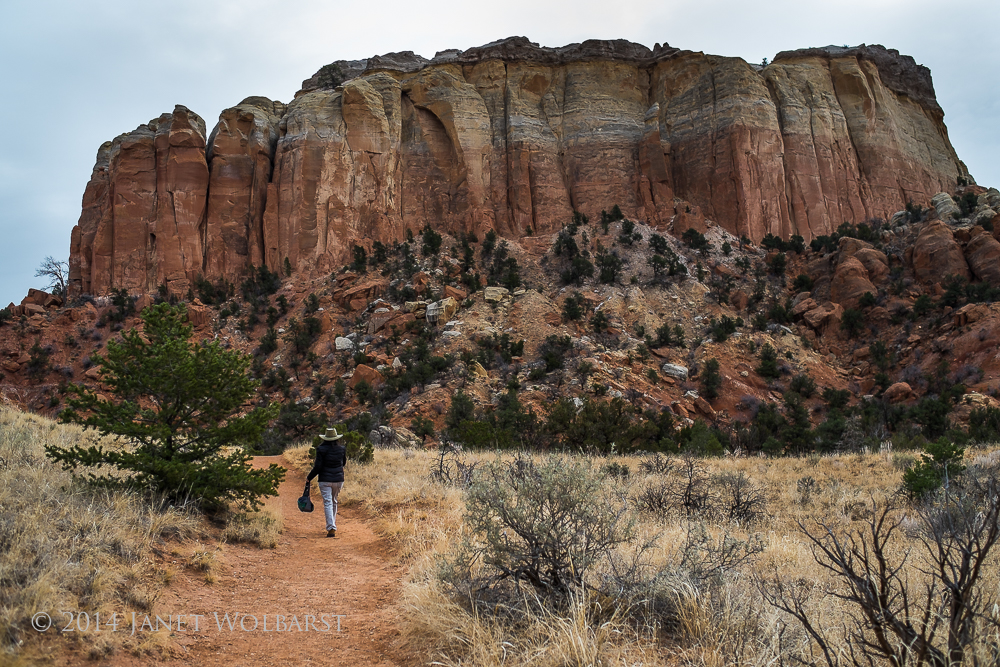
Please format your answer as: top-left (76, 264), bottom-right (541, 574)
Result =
top-left (319, 427), bottom-right (344, 441)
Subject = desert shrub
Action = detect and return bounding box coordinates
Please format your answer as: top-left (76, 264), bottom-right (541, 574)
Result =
top-left (339, 428), bottom-right (375, 464)
top-left (708, 315), bottom-right (740, 343)
top-left (902, 437), bottom-right (966, 498)
top-left (682, 228), bottom-right (711, 252)
top-left (560, 256), bottom-right (594, 285)
top-left (969, 406), bottom-right (1000, 443)
top-left (545, 397), bottom-right (657, 455)
top-left (257, 326), bottom-right (278, 356)
top-left (822, 387), bottom-right (851, 410)
top-left (51, 303), bottom-right (283, 510)
top-left (792, 273), bottom-right (814, 292)
top-left (671, 456), bottom-right (713, 515)
top-left (767, 252), bottom-right (787, 275)
top-left (789, 373), bottom-right (816, 398)
top-left (763, 486), bottom-right (1000, 667)
top-left (858, 291), bottom-right (877, 309)
top-left (442, 456), bottom-right (636, 598)
top-left (638, 453), bottom-right (675, 476)
top-left (840, 308), bottom-right (864, 338)
top-left (713, 471), bottom-right (767, 524)
top-left (538, 335), bottom-right (573, 372)
top-left (445, 390), bottom-right (476, 433)
top-left (421, 224), bottom-right (443, 256)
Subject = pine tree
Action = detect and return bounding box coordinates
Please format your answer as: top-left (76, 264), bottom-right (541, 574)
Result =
top-left (48, 303), bottom-right (284, 510)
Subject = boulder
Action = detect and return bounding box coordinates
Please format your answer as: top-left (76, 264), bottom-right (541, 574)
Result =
top-left (384, 313), bottom-right (416, 333)
top-left (802, 301), bottom-right (844, 334)
top-left (1, 361), bottom-right (20, 373)
top-left (694, 397), bottom-right (716, 418)
top-left (186, 303), bottom-right (211, 328)
top-left (792, 298), bottom-right (818, 317)
top-left (22, 289), bottom-right (50, 306)
top-left (964, 229), bottom-right (1000, 285)
top-left (43, 294), bottom-right (64, 309)
top-left (335, 337), bottom-right (355, 351)
top-left (883, 382), bottom-right (913, 404)
top-left (853, 248), bottom-right (889, 284)
top-left (348, 364), bottom-right (384, 389)
top-left (23, 304), bottom-right (45, 316)
top-left (661, 363), bottom-right (688, 381)
top-left (911, 220), bottom-right (969, 283)
top-left (484, 287), bottom-right (510, 303)
top-left (931, 192), bottom-right (961, 221)
top-left (426, 297), bottom-right (458, 325)
top-left (367, 310), bottom-right (396, 334)
top-left (334, 279), bottom-right (388, 309)
top-left (830, 256), bottom-right (877, 308)
top-left (445, 285), bottom-right (468, 301)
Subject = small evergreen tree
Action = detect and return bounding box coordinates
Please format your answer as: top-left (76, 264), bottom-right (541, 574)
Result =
top-left (49, 303), bottom-right (284, 510)
top-left (756, 344), bottom-right (780, 380)
top-left (701, 358), bottom-right (722, 400)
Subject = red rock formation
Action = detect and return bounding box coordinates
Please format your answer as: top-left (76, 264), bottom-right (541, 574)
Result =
top-left (910, 220), bottom-right (970, 283)
top-left (964, 228), bottom-right (1000, 285)
top-left (70, 106), bottom-right (210, 297)
top-left (830, 256), bottom-right (877, 308)
top-left (205, 97), bottom-right (284, 280)
top-left (69, 39), bottom-right (970, 295)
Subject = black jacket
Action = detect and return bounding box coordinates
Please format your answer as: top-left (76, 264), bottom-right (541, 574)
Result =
top-left (307, 442), bottom-right (347, 483)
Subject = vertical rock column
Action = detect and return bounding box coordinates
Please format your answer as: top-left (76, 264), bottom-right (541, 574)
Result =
top-left (205, 97), bottom-right (283, 282)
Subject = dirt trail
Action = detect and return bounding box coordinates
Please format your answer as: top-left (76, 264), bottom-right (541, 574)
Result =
top-left (80, 455), bottom-right (410, 667)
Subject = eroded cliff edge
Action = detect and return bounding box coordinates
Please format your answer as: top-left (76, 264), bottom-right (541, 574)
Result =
top-left (68, 37), bottom-right (969, 297)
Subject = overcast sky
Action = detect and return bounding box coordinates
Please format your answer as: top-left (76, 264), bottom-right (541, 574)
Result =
top-left (1, 0), bottom-right (997, 306)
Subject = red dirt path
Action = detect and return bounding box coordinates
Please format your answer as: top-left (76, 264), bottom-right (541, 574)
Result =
top-left (67, 454), bottom-right (412, 667)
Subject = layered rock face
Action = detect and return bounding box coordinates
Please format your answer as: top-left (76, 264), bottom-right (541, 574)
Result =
top-left (70, 106), bottom-right (210, 297)
top-left (69, 38), bottom-right (970, 296)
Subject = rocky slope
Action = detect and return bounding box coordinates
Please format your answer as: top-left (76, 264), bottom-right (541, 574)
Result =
top-left (9, 187), bottom-right (1000, 453)
top-left (67, 37), bottom-right (969, 298)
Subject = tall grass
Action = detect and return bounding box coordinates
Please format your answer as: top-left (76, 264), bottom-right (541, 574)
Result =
top-left (288, 442), bottom-right (1000, 666)
top-left (0, 406), bottom-right (201, 656)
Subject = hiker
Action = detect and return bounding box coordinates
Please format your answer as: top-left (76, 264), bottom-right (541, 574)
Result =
top-left (306, 427), bottom-right (347, 538)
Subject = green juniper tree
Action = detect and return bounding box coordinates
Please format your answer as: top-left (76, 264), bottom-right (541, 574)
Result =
top-left (48, 303), bottom-right (284, 510)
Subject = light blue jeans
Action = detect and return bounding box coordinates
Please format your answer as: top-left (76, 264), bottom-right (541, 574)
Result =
top-left (318, 482), bottom-right (343, 531)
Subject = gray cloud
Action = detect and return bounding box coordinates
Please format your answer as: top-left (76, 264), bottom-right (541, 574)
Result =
top-left (1, 0), bottom-right (996, 305)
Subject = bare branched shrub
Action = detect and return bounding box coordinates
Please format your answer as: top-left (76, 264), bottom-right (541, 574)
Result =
top-left (679, 522), bottom-right (766, 585)
top-left (638, 452), bottom-right (675, 476)
top-left (429, 442), bottom-right (479, 487)
top-left (441, 456), bottom-right (636, 600)
top-left (671, 456), bottom-right (713, 515)
top-left (632, 479), bottom-right (674, 515)
top-left (761, 480), bottom-right (1000, 667)
top-left (713, 471), bottom-right (768, 524)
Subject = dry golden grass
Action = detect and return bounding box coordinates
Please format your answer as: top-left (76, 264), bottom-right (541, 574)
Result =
top-left (222, 506), bottom-right (284, 549)
top-left (286, 442), bottom-right (1000, 666)
top-left (0, 406), bottom-right (203, 656)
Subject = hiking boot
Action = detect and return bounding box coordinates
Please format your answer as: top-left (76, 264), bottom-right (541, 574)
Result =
top-left (327, 529), bottom-right (337, 538)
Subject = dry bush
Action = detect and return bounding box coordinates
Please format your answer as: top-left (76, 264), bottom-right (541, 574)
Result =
top-left (0, 406), bottom-right (201, 655)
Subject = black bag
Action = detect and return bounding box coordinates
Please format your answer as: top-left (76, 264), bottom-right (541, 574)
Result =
top-left (298, 482), bottom-right (314, 512)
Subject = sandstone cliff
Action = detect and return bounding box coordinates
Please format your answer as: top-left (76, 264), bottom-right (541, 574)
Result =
top-left (69, 37), bottom-right (969, 296)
